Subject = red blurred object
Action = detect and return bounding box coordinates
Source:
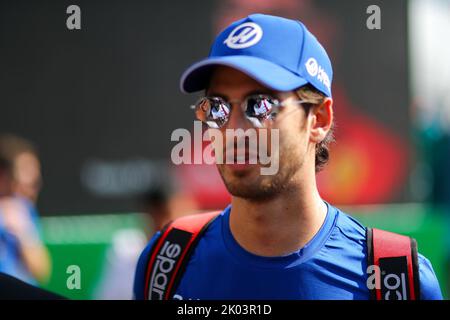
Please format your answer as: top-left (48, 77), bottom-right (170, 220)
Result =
top-left (317, 87), bottom-right (409, 205)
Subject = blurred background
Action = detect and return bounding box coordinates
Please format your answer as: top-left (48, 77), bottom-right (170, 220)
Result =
top-left (1, 0), bottom-right (449, 299)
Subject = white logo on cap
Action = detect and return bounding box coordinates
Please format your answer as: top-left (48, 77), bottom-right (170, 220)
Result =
top-left (223, 22), bottom-right (263, 49)
top-left (305, 57), bottom-right (331, 91)
top-left (305, 58), bottom-right (319, 77)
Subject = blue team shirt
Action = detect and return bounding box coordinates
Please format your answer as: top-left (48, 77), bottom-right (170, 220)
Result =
top-left (134, 202), bottom-right (443, 300)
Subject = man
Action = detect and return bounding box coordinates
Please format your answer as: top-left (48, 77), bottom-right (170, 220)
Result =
top-left (134, 14), bottom-right (442, 299)
top-left (0, 134), bottom-right (51, 284)
top-left (0, 134), bottom-right (42, 204)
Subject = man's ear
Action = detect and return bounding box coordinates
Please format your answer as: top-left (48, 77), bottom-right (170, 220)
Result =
top-left (309, 98), bottom-right (333, 143)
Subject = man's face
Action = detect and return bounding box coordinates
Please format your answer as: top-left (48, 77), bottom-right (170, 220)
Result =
top-left (12, 152), bottom-right (42, 203)
top-left (207, 66), bottom-right (314, 201)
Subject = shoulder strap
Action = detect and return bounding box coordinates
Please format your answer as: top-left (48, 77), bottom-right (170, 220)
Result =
top-left (143, 211), bottom-right (221, 300)
top-left (366, 227), bottom-right (420, 300)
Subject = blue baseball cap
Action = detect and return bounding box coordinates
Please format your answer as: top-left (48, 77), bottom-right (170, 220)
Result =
top-left (180, 13), bottom-right (333, 97)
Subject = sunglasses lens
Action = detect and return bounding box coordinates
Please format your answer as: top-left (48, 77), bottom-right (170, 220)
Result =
top-left (245, 95), bottom-right (278, 122)
top-left (194, 95), bottom-right (279, 128)
top-left (195, 97), bottom-right (230, 128)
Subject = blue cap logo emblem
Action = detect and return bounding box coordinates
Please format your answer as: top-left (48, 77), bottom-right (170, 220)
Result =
top-left (223, 22), bottom-right (263, 49)
top-left (305, 58), bottom-right (319, 77)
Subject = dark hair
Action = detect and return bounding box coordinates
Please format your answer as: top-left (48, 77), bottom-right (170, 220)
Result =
top-left (140, 188), bottom-right (169, 208)
top-left (296, 85), bottom-right (335, 172)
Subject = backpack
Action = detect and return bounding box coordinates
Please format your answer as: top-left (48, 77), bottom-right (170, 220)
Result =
top-left (143, 211), bottom-right (420, 300)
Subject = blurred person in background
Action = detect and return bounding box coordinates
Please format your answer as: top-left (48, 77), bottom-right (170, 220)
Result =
top-left (140, 185), bottom-right (200, 234)
top-left (93, 187), bottom-right (169, 299)
top-left (0, 134), bottom-right (51, 285)
top-left (94, 183), bottom-right (198, 299)
top-left (140, 188), bottom-right (172, 234)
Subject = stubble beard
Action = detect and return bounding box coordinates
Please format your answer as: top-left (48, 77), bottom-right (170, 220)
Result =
top-left (217, 145), bottom-right (306, 202)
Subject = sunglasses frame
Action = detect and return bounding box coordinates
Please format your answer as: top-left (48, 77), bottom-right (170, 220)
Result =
top-left (191, 94), bottom-right (308, 128)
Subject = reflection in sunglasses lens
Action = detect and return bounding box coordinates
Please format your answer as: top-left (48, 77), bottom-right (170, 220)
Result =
top-left (195, 95), bottom-right (277, 128)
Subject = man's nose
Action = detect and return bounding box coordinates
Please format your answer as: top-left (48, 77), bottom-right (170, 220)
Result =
top-left (225, 103), bottom-right (252, 130)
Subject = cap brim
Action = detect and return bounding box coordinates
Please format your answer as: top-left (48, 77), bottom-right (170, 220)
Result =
top-left (180, 55), bottom-right (309, 93)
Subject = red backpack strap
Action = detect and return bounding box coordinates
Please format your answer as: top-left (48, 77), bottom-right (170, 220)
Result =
top-left (143, 211), bottom-right (221, 300)
top-left (366, 227), bottom-right (420, 300)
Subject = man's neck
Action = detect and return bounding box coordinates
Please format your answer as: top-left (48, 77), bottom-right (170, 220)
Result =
top-left (229, 175), bottom-right (327, 257)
